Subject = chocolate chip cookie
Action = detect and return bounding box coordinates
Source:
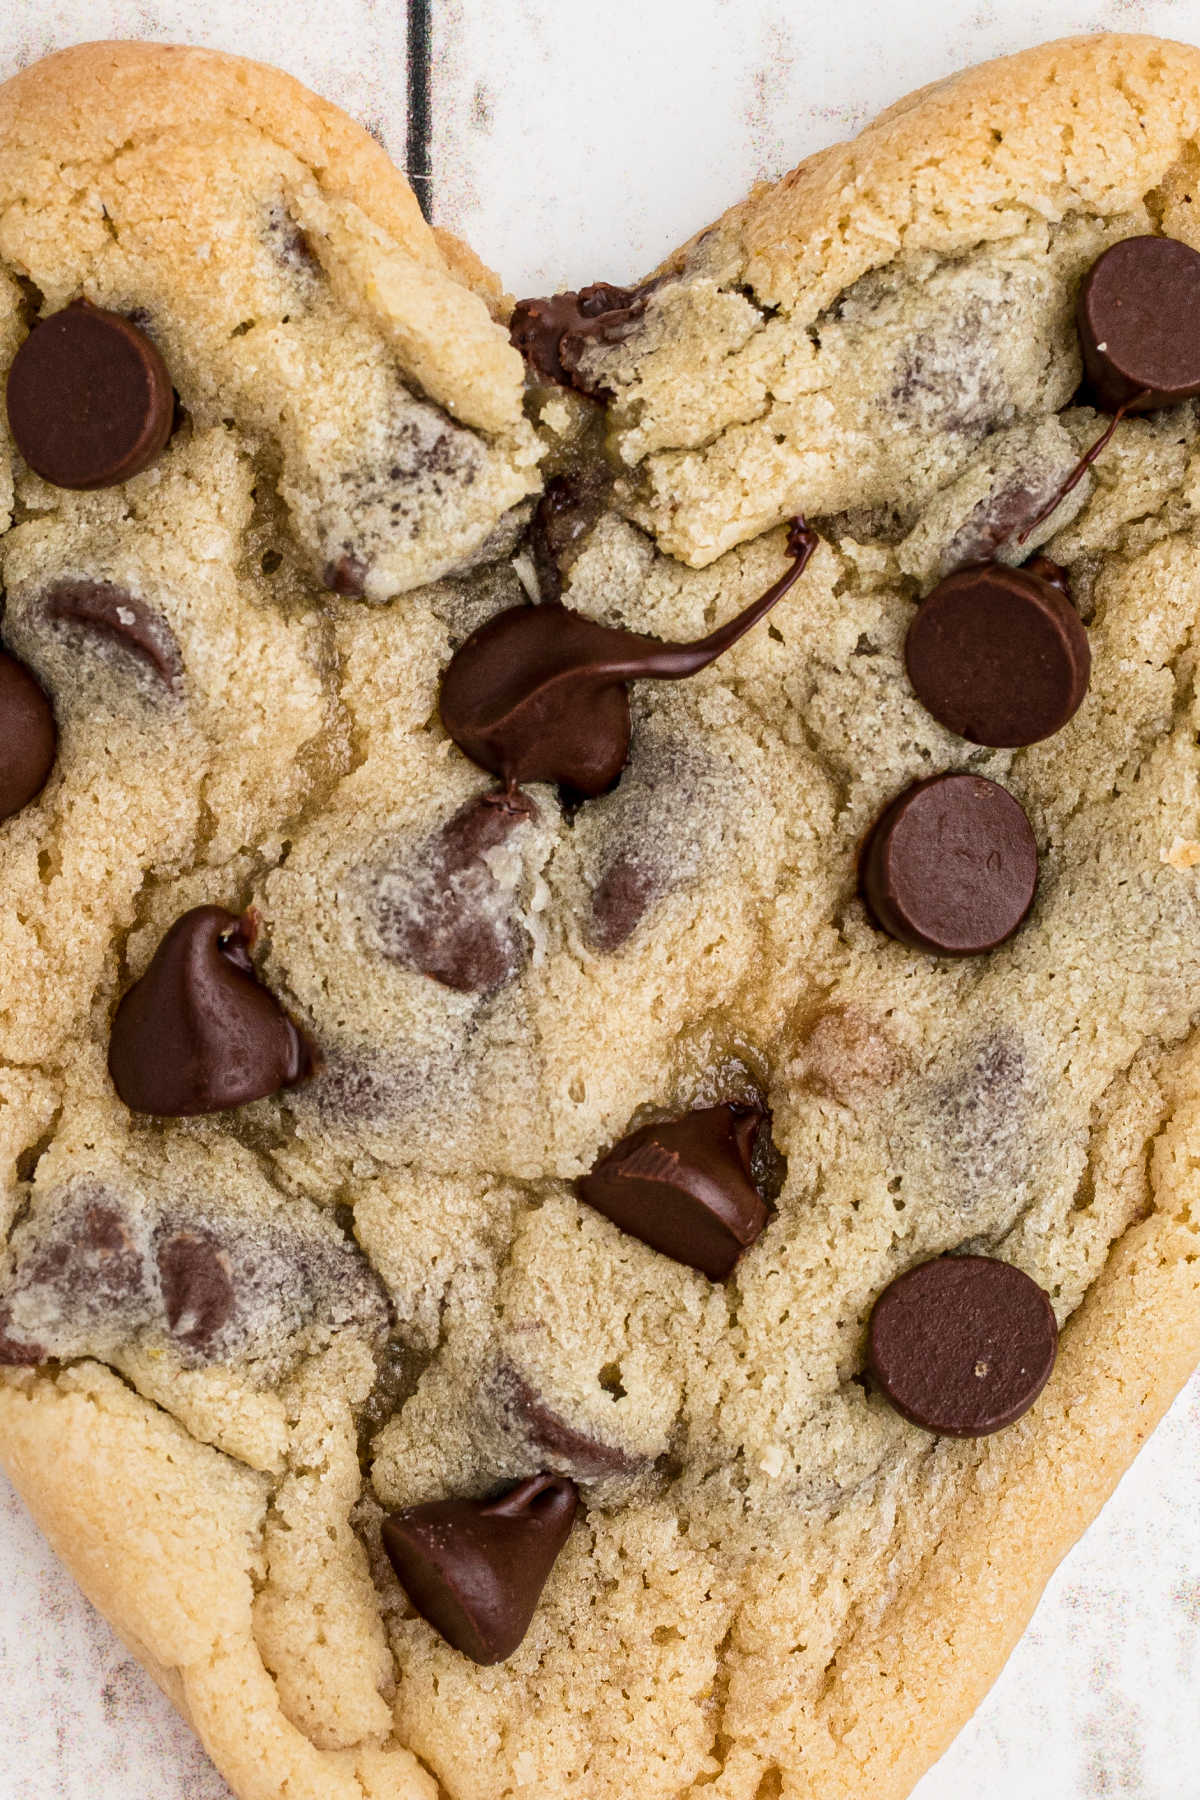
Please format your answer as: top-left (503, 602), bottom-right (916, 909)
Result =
top-left (2, 32), bottom-right (1200, 1800)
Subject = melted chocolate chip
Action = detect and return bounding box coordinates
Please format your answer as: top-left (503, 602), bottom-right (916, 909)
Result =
top-left (867, 1254), bottom-right (1057, 1436)
top-left (0, 650), bottom-right (56, 819)
top-left (440, 520), bottom-right (816, 796)
top-left (381, 1473), bottom-right (579, 1664)
top-left (0, 1196), bottom-right (146, 1365)
top-left (42, 578), bottom-right (184, 688)
top-left (494, 1362), bottom-right (643, 1479)
top-left (588, 852), bottom-right (657, 952)
top-left (510, 281), bottom-right (658, 395)
top-left (324, 553), bottom-right (368, 597)
top-left (0, 1182), bottom-right (386, 1369)
top-left (861, 775), bottom-right (1038, 955)
top-left (577, 1101), bottom-right (770, 1280)
top-left (6, 301), bottom-right (175, 489)
top-left (373, 790), bottom-right (537, 994)
top-left (1078, 235), bottom-right (1200, 413)
top-left (529, 471), bottom-right (612, 602)
top-left (108, 906), bottom-right (315, 1116)
top-left (905, 561), bottom-right (1090, 747)
top-left (155, 1230), bottom-right (236, 1351)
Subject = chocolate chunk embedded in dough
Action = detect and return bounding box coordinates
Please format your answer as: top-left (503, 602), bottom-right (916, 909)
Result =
top-left (155, 1230), bottom-right (236, 1351)
top-left (577, 1102), bottom-right (770, 1280)
top-left (381, 1473), bottom-right (579, 1664)
top-left (905, 562), bottom-right (1090, 747)
top-left (373, 790), bottom-right (538, 994)
top-left (42, 578), bottom-right (184, 688)
top-left (440, 520), bottom-right (816, 796)
top-left (867, 1254), bottom-right (1057, 1436)
top-left (109, 906), bottom-right (315, 1116)
top-left (0, 650), bottom-right (56, 818)
top-left (861, 775), bottom-right (1037, 955)
top-left (7, 301), bottom-right (175, 488)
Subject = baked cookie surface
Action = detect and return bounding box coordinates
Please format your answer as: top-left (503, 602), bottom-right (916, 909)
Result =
top-left (0, 31), bottom-right (1199, 1800)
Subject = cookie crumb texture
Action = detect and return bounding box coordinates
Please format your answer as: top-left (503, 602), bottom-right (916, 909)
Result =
top-left (2, 32), bottom-right (1200, 1800)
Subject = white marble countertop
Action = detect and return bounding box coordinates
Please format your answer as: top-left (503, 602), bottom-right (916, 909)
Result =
top-left (0, 2), bottom-right (1198, 1796)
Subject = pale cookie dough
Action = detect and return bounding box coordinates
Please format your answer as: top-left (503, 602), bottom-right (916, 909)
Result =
top-left (0, 33), bottom-right (1199, 1800)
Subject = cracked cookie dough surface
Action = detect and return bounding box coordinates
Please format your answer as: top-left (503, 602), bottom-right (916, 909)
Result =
top-left (2, 31), bottom-right (1200, 1800)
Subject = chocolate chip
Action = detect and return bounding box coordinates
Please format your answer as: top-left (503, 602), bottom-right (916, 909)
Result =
top-left (577, 1102), bottom-right (770, 1280)
top-left (323, 553), bottom-right (368, 597)
top-left (528, 471), bottom-right (612, 602)
top-left (373, 790), bottom-right (537, 994)
top-left (510, 281), bottom-right (659, 395)
top-left (6, 301), bottom-right (175, 489)
top-left (588, 852), bottom-right (657, 951)
top-left (0, 1181), bottom-right (386, 1369)
top-left (494, 1361), bottom-right (643, 1479)
top-left (381, 1473), bottom-right (578, 1664)
top-left (0, 650), bottom-right (56, 819)
top-left (905, 562), bottom-right (1090, 747)
top-left (108, 906), bottom-right (316, 1116)
top-left (0, 1313), bottom-right (43, 1364)
top-left (440, 519), bottom-right (816, 796)
top-left (0, 1195), bottom-right (147, 1365)
top-left (861, 775), bottom-right (1037, 955)
top-left (42, 578), bottom-right (184, 688)
top-left (867, 1254), bottom-right (1057, 1436)
top-left (155, 1230), bottom-right (235, 1351)
top-left (1078, 235), bottom-right (1200, 413)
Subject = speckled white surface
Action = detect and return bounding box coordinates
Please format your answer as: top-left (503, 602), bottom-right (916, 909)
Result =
top-left (0, 3), bottom-right (1198, 1796)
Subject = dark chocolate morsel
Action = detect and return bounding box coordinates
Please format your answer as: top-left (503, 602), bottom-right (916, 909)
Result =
top-left (867, 1254), bottom-right (1058, 1436)
top-left (577, 1101), bottom-right (769, 1280)
top-left (588, 852), bottom-right (658, 952)
top-left (381, 1473), bottom-right (579, 1664)
top-left (375, 789), bottom-right (537, 994)
top-left (529, 470), bottom-right (612, 603)
top-left (108, 905), bottom-right (316, 1116)
top-left (156, 1230), bottom-right (236, 1350)
top-left (0, 650), bottom-right (56, 819)
top-left (905, 562), bottom-right (1090, 747)
top-left (861, 774), bottom-right (1037, 955)
top-left (323, 553), bottom-right (368, 597)
top-left (6, 301), bottom-right (175, 489)
top-left (0, 1311), bottom-right (44, 1364)
top-left (1077, 235), bottom-right (1200, 413)
top-left (494, 1361), bottom-right (643, 1479)
top-left (509, 280), bottom-right (659, 395)
top-left (440, 519), bottom-right (817, 796)
top-left (42, 578), bottom-right (184, 688)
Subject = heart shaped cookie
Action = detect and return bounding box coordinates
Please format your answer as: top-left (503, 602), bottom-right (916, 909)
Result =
top-left (2, 32), bottom-right (1200, 1800)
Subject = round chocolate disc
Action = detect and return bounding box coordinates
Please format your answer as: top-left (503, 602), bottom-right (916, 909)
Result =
top-left (861, 773), bottom-right (1037, 955)
top-left (905, 562), bottom-right (1090, 747)
top-left (0, 650), bottom-right (56, 819)
top-left (1078, 235), bottom-right (1200, 413)
top-left (6, 301), bottom-right (175, 489)
top-left (867, 1254), bottom-right (1058, 1436)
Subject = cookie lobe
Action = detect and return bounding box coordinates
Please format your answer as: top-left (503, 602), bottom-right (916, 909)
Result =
top-left (867, 1254), bottom-right (1058, 1436)
top-left (0, 650), bottom-right (56, 819)
top-left (440, 520), bottom-right (816, 795)
top-left (109, 906), bottom-right (315, 1116)
top-left (905, 562), bottom-right (1090, 747)
top-left (7, 301), bottom-right (175, 489)
top-left (1078, 235), bottom-right (1200, 413)
top-left (577, 1102), bottom-right (769, 1280)
top-left (861, 774), bottom-right (1037, 955)
top-left (381, 1473), bottom-right (579, 1664)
